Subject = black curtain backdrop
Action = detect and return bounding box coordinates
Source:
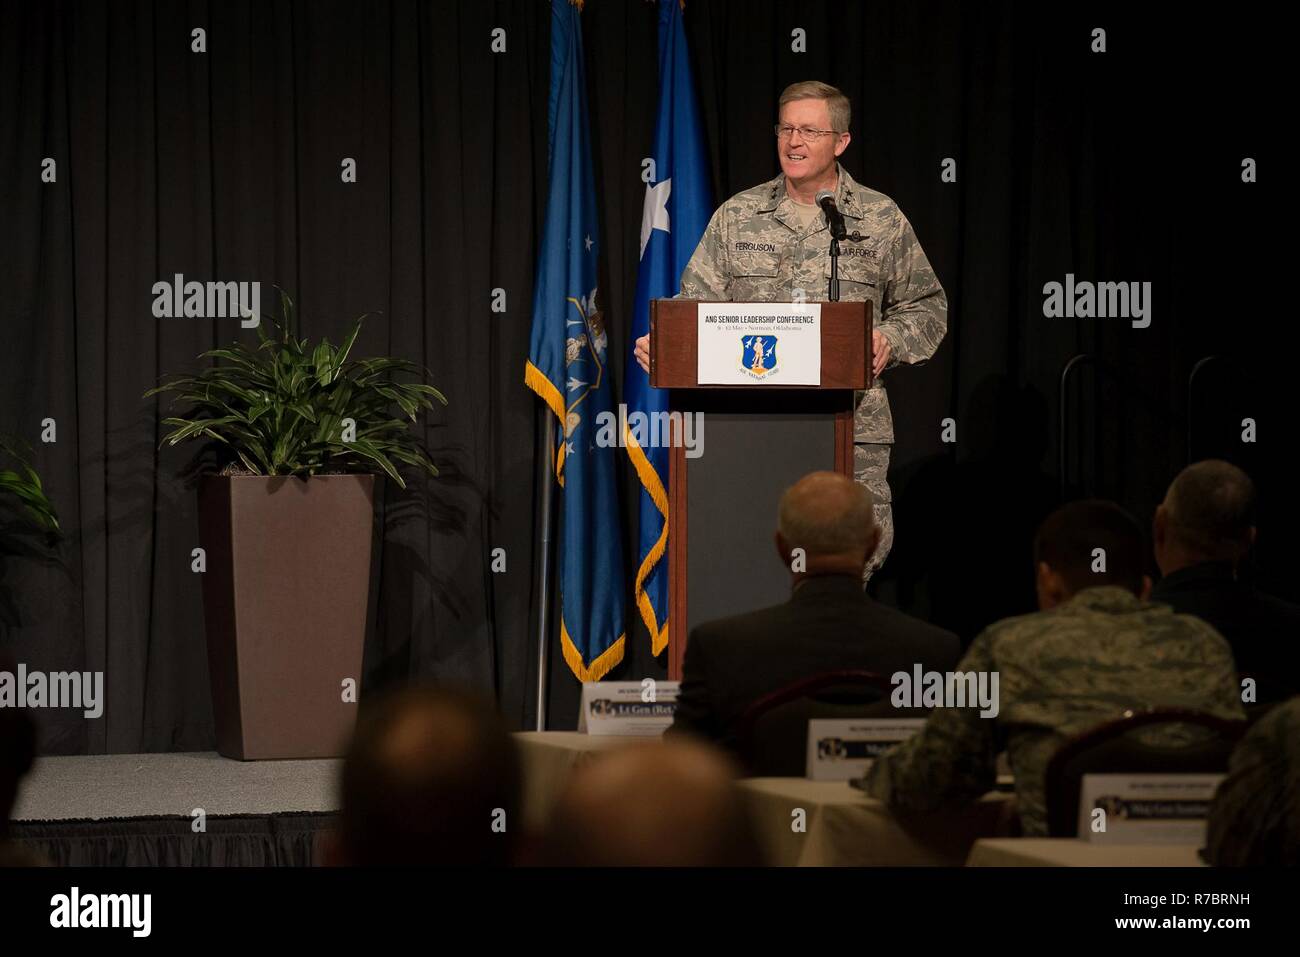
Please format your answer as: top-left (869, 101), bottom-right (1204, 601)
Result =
top-left (0, 1), bottom-right (1287, 753)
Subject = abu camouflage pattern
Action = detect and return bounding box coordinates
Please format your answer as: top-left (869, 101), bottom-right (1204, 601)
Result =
top-left (861, 586), bottom-right (1245, 836)
top-left (676, 165), bottom-right (946, 579)
top-left (676, 163), bottom-right (948, 445)
top-left (1205, 696), bottom-right (1300, 866)
top-left (854, 443), bottom-right (893, 581)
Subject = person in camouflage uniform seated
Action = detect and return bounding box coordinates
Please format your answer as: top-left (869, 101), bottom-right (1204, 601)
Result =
top-left (1204, 695), bottom-right (1300, 866)
top-left (634, 80), bottom-right (947, 582)
top-left (862, 500), bottom-right (1245, 836)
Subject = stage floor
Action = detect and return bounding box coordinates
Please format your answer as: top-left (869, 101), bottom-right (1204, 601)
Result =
top-left (13, 752), bottom-right (341, 821)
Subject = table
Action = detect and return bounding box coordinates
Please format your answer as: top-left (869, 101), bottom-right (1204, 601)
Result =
top-left (513, 731), bottom-right (629, 829)
top-left (513, 735), bottom-right (1020, 865)
top-left (738, 778), bottom-right (1017, 866)
top-left (967, 838), bottom-right (1207, 867)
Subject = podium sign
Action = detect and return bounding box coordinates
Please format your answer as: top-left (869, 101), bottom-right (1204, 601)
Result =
top-left (577, 681), bottom-right (680, 736)
top-left (1077, 773), bottom-right (1224, 844)
top-left (697, 303), bottom-right (822, 385)
top-left (806, 718), bottom-right (925, 781)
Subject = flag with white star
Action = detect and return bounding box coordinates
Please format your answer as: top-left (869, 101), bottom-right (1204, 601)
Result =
top-left (525, 0), bottom-right (626, 681)
top-left (625, 0), bottom-right (713, 657)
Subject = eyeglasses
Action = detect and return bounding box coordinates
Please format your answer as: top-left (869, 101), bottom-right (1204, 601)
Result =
top-left (774, 124), bottom-right (840, 141)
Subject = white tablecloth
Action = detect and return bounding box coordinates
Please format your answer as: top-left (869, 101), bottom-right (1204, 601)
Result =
top-left (739, 778), bottom-right (1017, 866)
top-left (514, 733), bottom-right (1021, 865)
top-left (513, 731), bottom-right (628, 828)
top-left (967, 838), bottom-right (1207, 867)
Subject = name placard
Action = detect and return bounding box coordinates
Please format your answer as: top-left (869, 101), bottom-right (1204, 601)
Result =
top-left (805, 718), bottom-right (925, 781)
top-left (1077, 774), bottom-right (1225, 844)
top-left (697, 303), bottom-right (821, 385)
top-left (577, 681), bottom-right (680, 736)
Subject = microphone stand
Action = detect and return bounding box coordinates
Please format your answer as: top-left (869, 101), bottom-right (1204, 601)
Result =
top-left (826, 223), bottom-right (868, 304)
top-left (818, 193), bottom-right (851, 302)
top-left (828, 235), bottom-right (841, 302)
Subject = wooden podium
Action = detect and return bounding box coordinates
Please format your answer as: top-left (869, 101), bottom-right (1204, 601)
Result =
top-left (649, 299), bottom-right (873, 679)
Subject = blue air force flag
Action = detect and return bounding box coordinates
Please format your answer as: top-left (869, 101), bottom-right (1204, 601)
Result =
top-left (525, 0), bottom-right (625, 681)
top-left (624, 0), bottom-right (713, 656)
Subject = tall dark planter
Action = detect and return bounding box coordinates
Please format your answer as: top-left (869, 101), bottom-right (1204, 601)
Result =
top-left (198, 474), bottom-right (375, 760)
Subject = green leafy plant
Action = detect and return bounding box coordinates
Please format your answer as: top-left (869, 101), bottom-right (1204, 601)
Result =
top-left (145, 291), bottom-right (446, 487)
top-left (1, 435), bottom-right (61, 631)
top-left (0, 435), bottom-right (59, 534)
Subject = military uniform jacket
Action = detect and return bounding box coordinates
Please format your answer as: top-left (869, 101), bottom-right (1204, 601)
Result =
top-left (1204, 697), bottom-right (1300, 866)
top-left (862, 586), bottom-right (1245, 836)
top-left (676, 164), bottom-right (947, 444)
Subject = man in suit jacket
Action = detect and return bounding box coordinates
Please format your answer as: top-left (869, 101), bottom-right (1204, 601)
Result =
top-left (1150, 460), bottom-right (1300, 709)
top-left (668, 471), bottom-right (960, 759)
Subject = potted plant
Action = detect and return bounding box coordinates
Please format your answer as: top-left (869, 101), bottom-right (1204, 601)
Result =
top-left (146, 291), bottom-right (445, 759)
top-left (0, 436), bottom-right (60, 637)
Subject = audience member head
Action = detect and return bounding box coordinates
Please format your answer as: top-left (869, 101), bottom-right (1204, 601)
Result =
top-left (775, 471), bottom-right (878, 581)
top-left (1205, 696), bottom-right (1300, 867)
top-left (330, 686), bottom-right (521, 866)
top-left (540, 739), bottom-right (764, 866)
top-left (1033, 500), bottom-right (1150, 609)
top-left (1154, 460), bottom-right (1256, 575)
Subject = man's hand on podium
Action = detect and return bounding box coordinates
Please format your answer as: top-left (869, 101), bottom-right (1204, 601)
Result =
top-left (872, 328), bottom-right (890, 377)
top-left (635, 334), bottom-right (651, 374)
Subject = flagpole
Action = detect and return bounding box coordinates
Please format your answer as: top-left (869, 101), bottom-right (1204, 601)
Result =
top-left (533, 409), bottom-right (557, 730)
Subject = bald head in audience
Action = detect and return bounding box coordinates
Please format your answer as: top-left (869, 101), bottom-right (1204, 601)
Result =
top-left (1154, 460), bottom-right (1256, 575)
top-left (776, 471), bottom-right (879, 580)
top-left (329, 687), bottom-right (521, 867)
top-left (541, 740), bottom-right (764, 867)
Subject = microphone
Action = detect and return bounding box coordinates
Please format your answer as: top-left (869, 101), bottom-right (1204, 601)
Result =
top-left (815, 190), bottom-right (847, 240)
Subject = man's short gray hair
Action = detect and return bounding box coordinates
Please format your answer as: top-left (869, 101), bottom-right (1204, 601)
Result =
top-left (777, 474), bottom-right (874, 557)
top-left (1164, 459), bottom-right (1256, 558)
top-left (778, 81), bottom-right (851, 133)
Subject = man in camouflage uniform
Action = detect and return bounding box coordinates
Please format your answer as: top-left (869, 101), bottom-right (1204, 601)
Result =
top-left (1205, 695), bottom-right (1300, 866)
top-left (862, 501), bottom-right (1245, 837)
top-left (634, 81), bottom-right (947, 581)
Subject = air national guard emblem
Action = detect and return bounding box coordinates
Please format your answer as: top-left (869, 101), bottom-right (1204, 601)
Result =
top-left (741, 334), bottom-right (778, 378)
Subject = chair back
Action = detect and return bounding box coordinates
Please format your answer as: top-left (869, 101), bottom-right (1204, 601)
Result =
top-left (737, 670), bottom-right (922, 777)
top-left (1044, 708), bottom-right (1247, 837)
